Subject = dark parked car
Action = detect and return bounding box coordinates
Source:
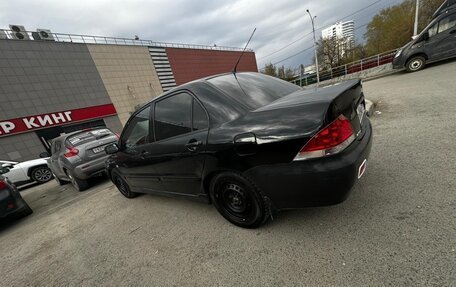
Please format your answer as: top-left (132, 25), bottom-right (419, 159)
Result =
top-left (0, 174), bottom-right (32, 222)
top-left (433, 0), bottom-right (456, 19)
top-left (43, 127), bottom-right (119, 191)
top-left (393, 6), bottom-right (456, 72)
top-left (105, 72), bottom-right (372, 228)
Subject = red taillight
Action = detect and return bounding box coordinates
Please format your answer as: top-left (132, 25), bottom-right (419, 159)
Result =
top-left (294, 115), bottom-right (355, 161)
top-left (64, 146), bottom-right (79, 158)
top-left (0, 180), bottom-right (6, 190)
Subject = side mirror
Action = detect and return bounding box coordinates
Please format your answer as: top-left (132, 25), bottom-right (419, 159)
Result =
top-left (39, 152), bottom-right (50, 158)
top-left (105, 143), bottom-right (120, 154)
top-left (422, 31), bottom-right (429, 41)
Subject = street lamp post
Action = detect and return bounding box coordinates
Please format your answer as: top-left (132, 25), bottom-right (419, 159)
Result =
top-left (307, 9), bottom-right (320, 87)
top-left (413, 0), bottom-right (420, 36)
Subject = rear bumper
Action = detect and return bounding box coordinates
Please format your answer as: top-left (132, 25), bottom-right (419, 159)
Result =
top-left (0, 188), bottom-right (30, 220)
top-left (244, 119), bottom-right (373, 210)
top-left (72, 155), bottom-right (109, 180)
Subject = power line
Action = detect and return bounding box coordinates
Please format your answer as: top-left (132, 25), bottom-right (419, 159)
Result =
top-left (258, 0), bottom-right (384, 61)
top-left (269, 20), bottom-right (374, 66)
top-left (272, 45), bottom-right (314, 65)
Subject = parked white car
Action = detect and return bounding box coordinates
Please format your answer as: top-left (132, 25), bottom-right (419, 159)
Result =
top-left (0, 158), bottom-right (53, 185)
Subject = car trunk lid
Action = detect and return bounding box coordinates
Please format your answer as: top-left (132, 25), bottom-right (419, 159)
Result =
top-left (236, 79), bottom-right (365, 143)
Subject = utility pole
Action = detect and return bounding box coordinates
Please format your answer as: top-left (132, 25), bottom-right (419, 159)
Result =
top-left (306, 9), bottom-right (320, 87)
top-left (413, 0), bottom-right (420, 36)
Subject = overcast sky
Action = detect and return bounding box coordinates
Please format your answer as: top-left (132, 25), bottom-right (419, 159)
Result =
top-left (1, 0), bottom-right (404, 70)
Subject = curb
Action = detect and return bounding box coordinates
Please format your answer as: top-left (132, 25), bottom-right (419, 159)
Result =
top-left (361, 69), bottom-right (404, 82)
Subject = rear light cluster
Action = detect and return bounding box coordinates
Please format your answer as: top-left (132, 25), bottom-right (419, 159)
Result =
top-left (294, 115), bottom-right (355, 161)
top-left (64, 146), bottom-right (79, 158)
top-left (0, 179), bottom-right (6, 190)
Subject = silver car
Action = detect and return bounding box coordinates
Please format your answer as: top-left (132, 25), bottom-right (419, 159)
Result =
top-left (44, 128), bottom-right (118, 191)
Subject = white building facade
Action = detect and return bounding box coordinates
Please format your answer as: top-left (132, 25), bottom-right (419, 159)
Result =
top-left (321, 20), bottom-right (355, 56)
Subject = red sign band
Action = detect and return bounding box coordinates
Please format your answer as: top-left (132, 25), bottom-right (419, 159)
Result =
top-left (0, 104), bottom-right (117, 137)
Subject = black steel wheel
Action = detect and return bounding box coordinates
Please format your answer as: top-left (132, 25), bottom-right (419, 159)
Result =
top-left (406, 56), bottom-right (426, 72)
top-left (209, 172), bottom-right (269, 228)
top-left (31, 166), bottom-right (53, 183)
top-left (113, 173), bottom-right (138, 198)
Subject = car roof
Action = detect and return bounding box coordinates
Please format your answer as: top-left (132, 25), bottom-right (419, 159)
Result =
top-left (51, 127), bottom-right (111, 142)
top-left (150, 72), bottom-right (256, 100)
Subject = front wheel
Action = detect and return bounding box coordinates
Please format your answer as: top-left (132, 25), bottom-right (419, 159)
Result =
top-left (406, 56), bottom-right (426, 72)
top-left (31, 166), bottom-right (53, 183)
top-left (209, 172), bottom-right (269, 228)
top-left (112, 172), bottom-right (139, 198)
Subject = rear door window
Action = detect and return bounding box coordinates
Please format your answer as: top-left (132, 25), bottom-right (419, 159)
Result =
top-left (154, 93), bottom-right (193, 141)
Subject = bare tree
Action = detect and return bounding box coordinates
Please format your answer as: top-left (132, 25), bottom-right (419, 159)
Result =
top-left (276, 65), bottom-right (295, 81)
top-left (316, 37), bottom-right (351, 70)
top-left (261, 63), bottom-right (277, 77)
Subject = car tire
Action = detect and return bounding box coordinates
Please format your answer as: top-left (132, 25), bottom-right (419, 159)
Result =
top-left (16, 203), bottom-right (33, 218)
top-left (209, 172), bottom-right (270, 228)
top-left (112, 172), bottom-right (139, 198)
top-left (67, 171), bottom-right (89, 192)
top-left (30, 166), bottom-right (53, 183)
top-left (406, 56), bottom-right (426, 72)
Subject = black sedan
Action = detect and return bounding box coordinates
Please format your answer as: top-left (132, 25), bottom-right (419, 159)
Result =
top-left (105, 72), bottom-right (372, 228)
top-left (0, 174), bottom-right (32, 223)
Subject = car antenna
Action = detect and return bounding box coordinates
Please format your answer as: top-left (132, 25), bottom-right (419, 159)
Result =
top-left (232, 28), bottom-right (256, 74)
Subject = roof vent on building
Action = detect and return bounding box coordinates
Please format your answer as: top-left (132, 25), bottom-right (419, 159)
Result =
top-left (32, 29), bottom-right (55, 41)
top-left (9, 24), bottom-right (30, 40)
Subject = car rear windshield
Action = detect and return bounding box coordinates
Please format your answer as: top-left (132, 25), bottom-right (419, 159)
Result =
top-left (66, 128), bottom-right (114, 146)
top-left (207, 73), bottom-right (301, 110)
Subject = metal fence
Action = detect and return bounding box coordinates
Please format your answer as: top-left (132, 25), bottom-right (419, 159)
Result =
top-left (0, 29), bottom-right (251, 52)
top-left (291, 49), bottom-right (398, 86)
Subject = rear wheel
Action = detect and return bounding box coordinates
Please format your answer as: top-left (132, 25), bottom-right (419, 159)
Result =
top-left (31, 166), bottom-right (53, 183)
top-left (112, 172), bottom-right (138, 198)
top-left (209, 172), bottom-right (269, 228)
top-left (406, 56), bottom-right (426, 72)
top-left (17, 204), bottom-right (33, 218)
top-left (67, 171), bottom-right (89, 192)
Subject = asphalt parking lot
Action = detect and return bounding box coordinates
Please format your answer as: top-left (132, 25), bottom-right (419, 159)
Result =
top-left (1, 61), bottom-right (455, 286)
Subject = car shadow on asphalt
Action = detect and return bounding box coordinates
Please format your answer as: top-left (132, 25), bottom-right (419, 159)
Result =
top-left (0, 213), bottom-right (32, 234)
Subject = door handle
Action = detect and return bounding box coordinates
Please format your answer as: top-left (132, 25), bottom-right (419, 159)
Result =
top-left (140, 150), bottom-right (150, 159)
top-left (185, 139), bottom-right (202, 151)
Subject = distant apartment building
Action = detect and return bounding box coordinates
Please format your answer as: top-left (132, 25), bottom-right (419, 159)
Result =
top-left (321, 20), bottom-right (355, 57)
